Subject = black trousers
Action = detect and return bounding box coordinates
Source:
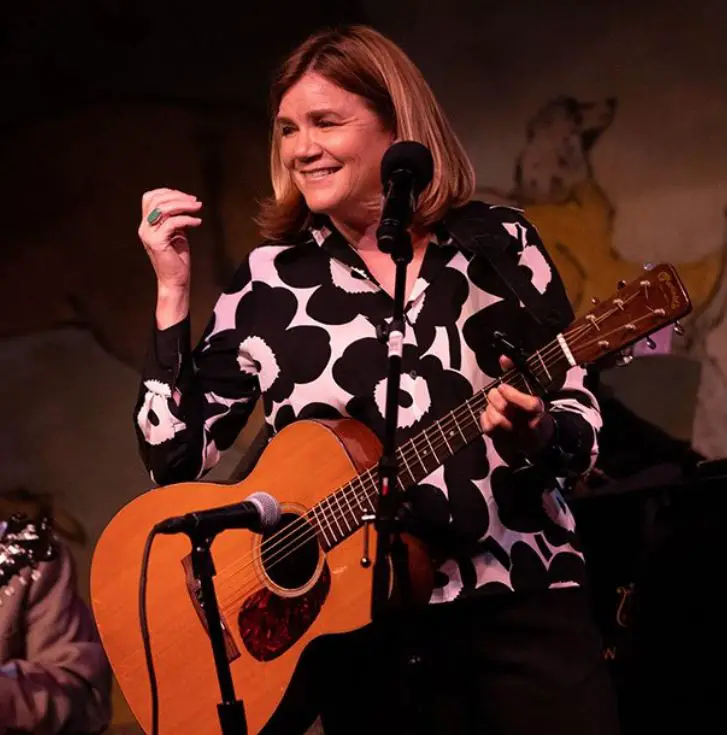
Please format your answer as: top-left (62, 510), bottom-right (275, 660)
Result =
top-left (306, 587), bottom-right (620, 735)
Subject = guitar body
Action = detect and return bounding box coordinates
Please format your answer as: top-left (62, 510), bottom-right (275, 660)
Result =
top-left (90, 418), bottom-right (433, 734)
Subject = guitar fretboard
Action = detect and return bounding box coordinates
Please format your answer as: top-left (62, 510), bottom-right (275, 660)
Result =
top-left (301, 263), bottom-right (687, 551)
top-left (309, 342), bottom-right (569, 551)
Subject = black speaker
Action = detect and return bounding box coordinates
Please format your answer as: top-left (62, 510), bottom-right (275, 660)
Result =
top-left (572, 462), bottom-right (727, 731)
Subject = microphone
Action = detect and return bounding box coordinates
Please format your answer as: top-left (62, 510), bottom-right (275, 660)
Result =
top-left (155, 491), bottom-right (281, 536)
top-left (377, 141), bottom-right (434, 253)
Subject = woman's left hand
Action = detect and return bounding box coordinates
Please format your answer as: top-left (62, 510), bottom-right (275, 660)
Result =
top-left (480, 356), bottom-right (555, 459)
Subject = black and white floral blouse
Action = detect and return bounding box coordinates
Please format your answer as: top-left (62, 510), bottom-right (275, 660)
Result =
top-left (134, 205), bottom-right (601, 603)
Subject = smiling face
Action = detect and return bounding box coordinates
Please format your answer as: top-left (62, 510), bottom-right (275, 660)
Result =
top-left (276, 72), bottom-right (395, 235)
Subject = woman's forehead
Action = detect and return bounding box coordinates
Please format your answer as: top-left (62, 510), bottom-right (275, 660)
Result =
top-left (278, 72), bottom-right (362, 116)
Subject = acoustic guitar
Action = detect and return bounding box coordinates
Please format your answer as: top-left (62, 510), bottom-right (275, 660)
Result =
top-left (0, 513), bottom-right (58, 591)
top-left (90, 264), bottom-right (690, 734)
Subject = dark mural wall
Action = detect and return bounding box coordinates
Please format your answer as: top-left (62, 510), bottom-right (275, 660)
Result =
top-left (1, 1), bottom-right (725, 730)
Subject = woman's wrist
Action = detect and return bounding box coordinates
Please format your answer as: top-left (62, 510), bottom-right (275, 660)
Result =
top-left (156, 283), bottom-right (189, 330)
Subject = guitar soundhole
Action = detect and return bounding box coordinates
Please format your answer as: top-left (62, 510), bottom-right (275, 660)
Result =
top-left (238, 510), bottom-right (330, 662)
top-left (260, 512), bottom-right (320, 591)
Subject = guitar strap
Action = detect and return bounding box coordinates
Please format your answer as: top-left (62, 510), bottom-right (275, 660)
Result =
top-left (443, 199), bottom-right (568, 332)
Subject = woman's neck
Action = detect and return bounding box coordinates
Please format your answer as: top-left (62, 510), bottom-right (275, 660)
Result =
top-left (329, 213), bottom-right (377, 250)
top-left (330, 215), bottom-right (429, 254)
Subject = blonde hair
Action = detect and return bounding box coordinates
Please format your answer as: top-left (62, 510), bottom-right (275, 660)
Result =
top-left (256, 25), bottom-right (475, 241)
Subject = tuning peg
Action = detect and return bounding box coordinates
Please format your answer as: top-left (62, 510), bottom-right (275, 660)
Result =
top-left (616, 347), bottom-right (634, 367)
top-left (673, 321), bottom-right (685, 336)
top-left (617, 280), bottom-right (627, 290)
top-left (642, 262), bottom-right (655, 272)
top-left (591, 296), bottom-right (600, 305)
top-left (645, 337), bottom-right (657, 350)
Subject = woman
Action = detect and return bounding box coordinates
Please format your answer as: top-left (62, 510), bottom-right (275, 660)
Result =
top-left (135, 24), bottom-right (619, 735)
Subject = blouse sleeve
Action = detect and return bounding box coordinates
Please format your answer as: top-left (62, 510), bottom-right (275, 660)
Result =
top-left (496, 207), bottom-right (602, 479)
top-left (134, 258), bottom-right (261, 485)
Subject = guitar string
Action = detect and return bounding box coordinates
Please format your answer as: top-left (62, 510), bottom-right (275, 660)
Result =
top-left (216, 297), bottom-right (650, 610)
top-left (213, 294), bottom-right (652, 604)
top-left (218, 315), bottom-right (653, 615)
top-left (213, 319), bottom-right (593, 601)
top-left (215, 303), bottom-right (646, 612)
top-left (216, 302), bottom-right (644, 611)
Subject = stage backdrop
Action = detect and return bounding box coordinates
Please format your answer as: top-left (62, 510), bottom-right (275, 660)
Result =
top-left (1, 1), bottom-right (725, 731)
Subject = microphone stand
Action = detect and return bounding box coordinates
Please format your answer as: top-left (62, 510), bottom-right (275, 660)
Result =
top-left (370, 218), bottom-right (413, 619)
top-left (370, 212), bottom-right (431, 734)
top-left (189, 529), bottom-right (247, 735)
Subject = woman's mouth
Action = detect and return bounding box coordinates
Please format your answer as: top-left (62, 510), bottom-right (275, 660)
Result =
top-left (301, 167), bottom-right (341, 181)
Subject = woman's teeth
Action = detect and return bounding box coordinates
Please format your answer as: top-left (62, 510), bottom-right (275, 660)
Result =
top-left (306, 168), bottom-right (338, 179)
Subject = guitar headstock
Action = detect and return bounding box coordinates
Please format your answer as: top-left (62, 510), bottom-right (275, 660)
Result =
top-left (565, 263), bottom-right (692, 367)
top-left (0, 513), bottom-right (58, 595)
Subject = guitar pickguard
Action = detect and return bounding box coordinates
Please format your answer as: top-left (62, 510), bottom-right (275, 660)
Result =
top-left (237, 562), bottom-right (331, 662)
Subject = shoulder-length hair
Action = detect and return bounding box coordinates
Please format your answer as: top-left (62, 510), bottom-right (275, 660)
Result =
top-left (256, 24), bottom-right (475, 241)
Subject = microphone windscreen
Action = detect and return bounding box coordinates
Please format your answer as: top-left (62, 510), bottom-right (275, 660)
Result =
top-left (380, 141), bottom-right (434, 194)
top-left (246, 491), bottom-right (282, 530)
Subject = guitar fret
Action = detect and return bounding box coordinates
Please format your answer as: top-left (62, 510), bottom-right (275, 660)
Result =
top-left (522, 358), bottom-right (548, 395)
top-left (325, 500), bottom-right (340, 544)
top-left (337, 489), bottom-right (354, 533)
top-left (466, 400), bottom-right (481, 430)
top-left (424, 430), bottom-right (440, 463)
top-left (361, 476), bottom-right (377, 513)
top-left (409, 439), bottom-right (429, 477)
top-left (459, 410), bottom-right (475, 440)
top-left (317, 496), bottom-right (336, 543)
top-left (398, 450), bottom-right (415, 489)
top-left (438, 421), bottom-right (454, 454)
top-left (327, 494), bottom-right (346, 541)
top-left (453, 413), bottom-right (467, 443)
top-left (365, 476), bottom-right (378, 512)
top-left (311, 505), bottom-right (333, 549)
top-left (351, 479), bottom-right (369, 517)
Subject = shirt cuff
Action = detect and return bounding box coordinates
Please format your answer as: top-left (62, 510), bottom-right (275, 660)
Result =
top-left (143, 315), bottom-right (191, 389)
top-left (529, 410), bottom-right (592, 477)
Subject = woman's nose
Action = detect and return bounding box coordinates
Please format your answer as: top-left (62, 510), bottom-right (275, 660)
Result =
top-left (293, 128), bottom-right (322, 161)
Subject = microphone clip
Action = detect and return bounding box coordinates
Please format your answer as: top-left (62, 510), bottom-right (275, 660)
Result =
top-left (375, 318), bottom-right (406, 345)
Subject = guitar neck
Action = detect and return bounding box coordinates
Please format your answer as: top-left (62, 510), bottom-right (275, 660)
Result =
top-left (395, 355), bottom-right (557, 488)
top-left (308, 262), bottom-right (692, 551)
top-left (310, 343), bottom-right (568, 551)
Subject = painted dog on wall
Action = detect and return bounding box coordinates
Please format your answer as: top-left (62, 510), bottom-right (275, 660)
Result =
top-left (478, 95), bottom-right (727, 457)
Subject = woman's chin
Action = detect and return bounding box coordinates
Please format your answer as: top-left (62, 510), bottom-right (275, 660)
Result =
top-left (304, 193), bottom-right (342, 216)
top-left (302, 195), bottom-right (379, 234)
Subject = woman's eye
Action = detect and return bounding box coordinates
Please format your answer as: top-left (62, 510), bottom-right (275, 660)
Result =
top-left (280, 125), bottom-right (295, 136)
top-left (317, 119), bottom-right (336, 128)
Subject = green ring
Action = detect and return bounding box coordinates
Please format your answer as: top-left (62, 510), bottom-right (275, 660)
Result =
top-left (147, 207), bottom-right (163, 225)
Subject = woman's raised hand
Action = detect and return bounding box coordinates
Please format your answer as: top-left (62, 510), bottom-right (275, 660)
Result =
top-left (138, 188), bottom-right (203, 292)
